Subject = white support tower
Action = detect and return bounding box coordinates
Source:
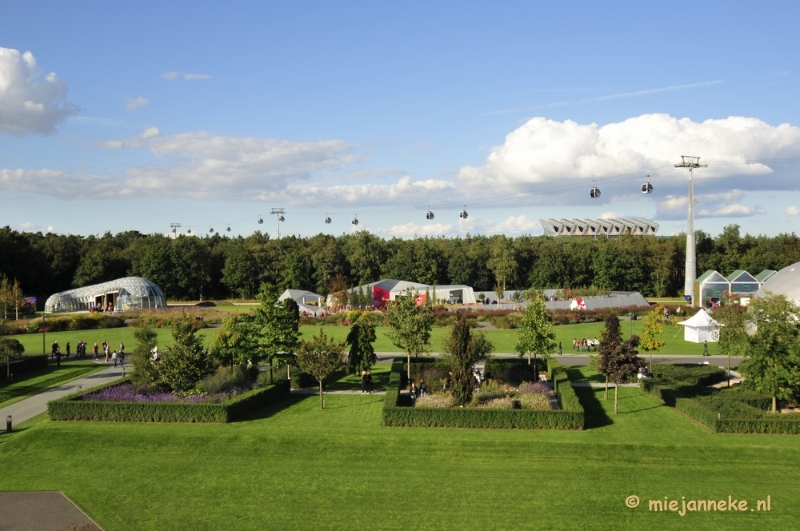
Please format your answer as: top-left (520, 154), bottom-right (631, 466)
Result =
top-left (674, 156), bottom-right (707, 306)
top-left (170, 223), bottom-right (181, 239)
top-left (270, 208), bottom-right (285, 240)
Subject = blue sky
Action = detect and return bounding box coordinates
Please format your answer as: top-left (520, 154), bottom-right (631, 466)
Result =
top-left (2, 1), bottom-right (800, 239)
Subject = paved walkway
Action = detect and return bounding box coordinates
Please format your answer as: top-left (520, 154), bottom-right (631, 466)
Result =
top-left (0, 491), bottom-right (103, 531)
top-left (292, 389), bottom-right (386, 395)
top-left (0, 363), bottom-right (126, 434)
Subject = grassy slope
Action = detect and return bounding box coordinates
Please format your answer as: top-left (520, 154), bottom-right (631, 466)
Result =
top-left (0, 378), bottom-right (797, 530)
top-left (0, 360), bottom-right (103, 408)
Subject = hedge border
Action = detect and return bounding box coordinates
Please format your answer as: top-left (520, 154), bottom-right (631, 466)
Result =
top-left (382, 357), bottom-right (584, 430)
top-left (47, 378), bottom-right (290, 423)
top-left (639, 368), bottom-right (800, 435)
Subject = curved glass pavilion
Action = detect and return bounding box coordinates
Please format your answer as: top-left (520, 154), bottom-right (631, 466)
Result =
top-left (45, 277), bottom-right (167, 313)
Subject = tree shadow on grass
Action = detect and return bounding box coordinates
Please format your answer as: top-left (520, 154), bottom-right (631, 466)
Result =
top-left (573, 386), bottom-right (613, 429)
top-left (236, 394), bottom-right (304, 422)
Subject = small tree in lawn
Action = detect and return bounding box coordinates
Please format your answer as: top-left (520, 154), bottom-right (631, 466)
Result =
top-left (597, 314), bottom-right (644, 413)
top-left (711, 294), bottom-right (748, 387)
top-left (296, 329), bottom-right (346, 409)
top-left (210, 313), bottom-right (257, 373)
top-left (156, 312), bottom-right (212, 392)
top-left (386, 288), bottom-right (434, 380)
top-left (0, 338), bottom-right (24, 378)
top-left (515, 294), bottom-right (556, 377)
top-left (254, 283), bottom-right (300, 383)
top-left (345, 313), bottom-right (377, 374)
top-left (443, 312), bottom-right (494, 405)
top-left (740, 293), bottom-right (800, 412)
top-left (130, 320), bottom-right (159, 386)
top-left (639, 305), bottom-right (666, 368)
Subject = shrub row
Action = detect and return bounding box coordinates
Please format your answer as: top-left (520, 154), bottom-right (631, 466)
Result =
top-left (639, 365), bottom-right (800, 434)
top-left (483, 358), bottom-right (545, 380)
top-left (382, 357), bottom-right (584, 429)
top-left (48, 379), bottom-right (290, 423)
top-left (0, 355), bottom-right (48, 381)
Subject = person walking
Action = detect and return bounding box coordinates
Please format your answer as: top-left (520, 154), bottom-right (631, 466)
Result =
top-left (360, 370), bottom-right (367, 394)
top-left (93, 342), bottom-right (99, 360)
top-left (558, 341), bottom-right (563, 357)
top-left (112, 351), bottom-right (118, 368)
top-left (702, 340), bottom-right (709, 356)
top-left (366, 370), bottom-right (374, 393)
top-left (119, 348), bottom-right (125, 367)
top-left (66, 342), bottom-right (71, 359)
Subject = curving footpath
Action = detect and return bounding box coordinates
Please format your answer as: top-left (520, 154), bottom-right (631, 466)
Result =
top-left (0, 363), bottom-right (126, 434)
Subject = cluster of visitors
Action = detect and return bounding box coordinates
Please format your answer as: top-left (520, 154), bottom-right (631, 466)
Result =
top-left (360, 370), bottom-right (374, 393)
top-left (408, 378), bottom-right (427, 400)
top-left (573, 338), bottom-right (599, 351)
top-left (301, 310), bottom-right (328, 318)
top-left (72, 340), bottom-right (90, 359)
top-left (637, 366), bottom-right (650, 380)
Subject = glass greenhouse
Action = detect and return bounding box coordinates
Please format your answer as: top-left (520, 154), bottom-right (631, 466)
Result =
top-left (44, 277), bottom-right (167, 313)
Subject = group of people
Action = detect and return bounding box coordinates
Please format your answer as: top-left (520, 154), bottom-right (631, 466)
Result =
top-left (408, 378), bottom-right (428, 400)
top-left (637, 366), bottom-right (650, 379)
top-left (360, 370), bottom-right (374, 393)
top-left (573, 338), bottom-right (599, 352)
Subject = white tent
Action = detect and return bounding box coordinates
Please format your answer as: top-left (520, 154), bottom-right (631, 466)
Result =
top-left (678, 309), bottom-right (722, 343)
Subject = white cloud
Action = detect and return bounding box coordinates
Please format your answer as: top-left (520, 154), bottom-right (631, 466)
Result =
top-left (656, 190), bottom-right (763, 219)
top-left (788, 206), bottom-right (800, 216)
top-left (457, 114), bottom-right (800, 202)
top-left (371, 222), bottom-right (454, 238)
top-left (485, 215), bottom-right (541, 235)
top-left (126, 96), bottom-right (149, 111)
top-left (0, 47), bottom-right (79, 135)
top-left (600, 211), bottom-right (624, 219)
top-left (17, 221), bottom-right (56, 233)
top-left (161, 72), bottom-right (212, 81)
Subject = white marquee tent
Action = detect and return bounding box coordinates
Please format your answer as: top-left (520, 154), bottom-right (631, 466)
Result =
top-left (678, 309), bottom-right (722, 343)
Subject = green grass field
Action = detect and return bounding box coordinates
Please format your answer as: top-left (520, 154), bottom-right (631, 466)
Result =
top-left (1, 372), bottom-right (796, 530)
top-left (0, 360), bottom-right (103, 408)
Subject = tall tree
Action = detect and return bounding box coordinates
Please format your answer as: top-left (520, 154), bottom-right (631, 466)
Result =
top-left (597, 314), bottom-right (644, 413)
top-left (442, 312), bottom-right (494, 405)
top-left (254, 283), bottom-right (300, 383)
top-left (386, 288), bottom-right (434, 380)
top-left (209, 313), bottom-right (257, 372)
top-left (345, 313), bottom-right (377, 374)
top-left (130, 320), bottom-right (160, 386)
top-left (711, 294), bottom-right (749, 386)
top-left (156, 312), bottom-right (212, 392)
top-left (740, 294), bottom-right (800, 412)
top-left (296, 329), bottom-right (346, 409)
top-left (515, 294), bottom-right (556, 370)
top-left (639, 305), bottom-right (666, 367)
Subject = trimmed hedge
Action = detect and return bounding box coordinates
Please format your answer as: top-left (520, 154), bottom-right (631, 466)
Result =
top-left (483, 358), bottom-right (545, 380)
top-left (639, 364), bottom-right (800, 435)
top-left (382, 356), bottom-right (584, 430)
top-left (0, 355), bottom-right (48, 381)
top-left (48, 379), bottom-right (290, 423)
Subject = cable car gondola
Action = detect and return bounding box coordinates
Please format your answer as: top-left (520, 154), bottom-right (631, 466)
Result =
top-left (226, 225), bottom-right (231, 232)
top-left (590, 181), bottom-right (601, 198)
top-left (351, 214), bottom-right (359, 226)
top-left (278, 215), bottom-right (285, 222)
top-left (186, 228), bottom-right (192, 235)
top-left (324, 213), bottom-right (332, 224)
top-left (257, 216), bottom-right (263, 224)
top-left (209, 227), bottom-right (215, 234)
top-left (641, 175), bottom-right (653, 194)
top-left (459, 206), bottom-right (468, 219)
top-left (426, 206), bottom-right (435, 220)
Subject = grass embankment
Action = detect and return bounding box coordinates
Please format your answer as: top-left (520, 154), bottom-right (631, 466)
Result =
top-left (0, 360), bottom-right (103, 408)
top-left (0, 369), bottom-right (796, 530)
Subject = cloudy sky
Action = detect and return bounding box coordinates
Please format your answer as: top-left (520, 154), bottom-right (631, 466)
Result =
top-left (2, 1), bottom-right (800, 238)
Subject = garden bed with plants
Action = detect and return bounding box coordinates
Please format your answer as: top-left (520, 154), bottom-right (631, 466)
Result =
top-left (640, 363), bottom-right (800, 434)
top-left (382, 357), bottom-right (584, 429)
top-left (48, 372), bottom-right (290, 423)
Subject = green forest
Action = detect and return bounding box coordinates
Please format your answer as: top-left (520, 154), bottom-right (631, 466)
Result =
top-left (2, 224), bottom-right (799, 306)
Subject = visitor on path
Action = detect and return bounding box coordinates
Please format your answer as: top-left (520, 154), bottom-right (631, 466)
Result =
top-left (419, 378), bottom-right (427, 397)
top-left (558, 341), bottom-right (563, 357)
top-left (366, 370), bottom-right (374, 393)
top-left (409, 381), bottom-right (417, 401)
top-left (51, 341), bottom-right (59, 359)
top-left (93, 343), bottom-right (99, 360)
top-left (112, 351), bottom-right (118, 368)
top-left (66, 342), bottom-right (71, 359)
top-left (360, 371), bottom-right (367, 394)
top-left (702, 340), bottom-right (709, 356)
top-left (119, 349), bottom-right (125, 367)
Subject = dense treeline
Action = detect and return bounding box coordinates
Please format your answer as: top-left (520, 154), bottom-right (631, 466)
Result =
top-left (2, 224), bottom-right (799, 307)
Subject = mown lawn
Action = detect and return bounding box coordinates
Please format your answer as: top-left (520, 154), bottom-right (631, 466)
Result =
top-left (0, 375), bottom-right (797, 530)
top-left (0, 360), bottom-right (103, 408)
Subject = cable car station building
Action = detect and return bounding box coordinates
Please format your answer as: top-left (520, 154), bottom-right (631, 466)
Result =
top-left (540, 218), bottom-right (659, 238)
top-left (44, 277), bottom-right (167, 313)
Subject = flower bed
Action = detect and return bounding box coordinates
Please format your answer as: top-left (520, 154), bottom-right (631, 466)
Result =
top-left (83, 382), bottom-right (244, 404)
top-left (48, 378), bottom-right (290, 423)
top-left (382, 358), bottom-right (584, 429)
